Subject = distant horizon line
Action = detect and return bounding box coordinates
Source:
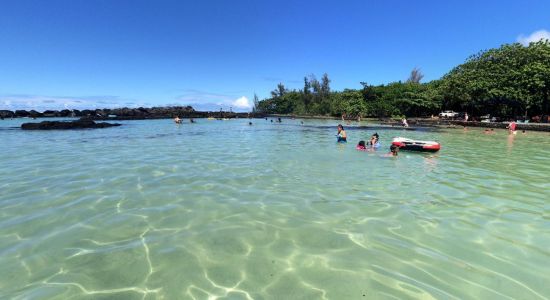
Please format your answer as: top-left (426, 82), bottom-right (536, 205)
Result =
top-left (0, 105), bottom-right (252, 114)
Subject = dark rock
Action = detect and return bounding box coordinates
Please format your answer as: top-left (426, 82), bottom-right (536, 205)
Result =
top-left (0, 110), bottom-right (15, 118)
top-left (81, 109), bottom-right (94, 117)
top-left (42, 110), bottom-right (58, 117)
top-left (21, 119), bottom-right (121, 130)
top-left (137, 107), bottom-right (149, 113)
top-left (29, 110), bottom-right (42, 118)
top-left (15, 110), bottom-right (30, 117)
top-left (59, 109), bottom-right (72, 117)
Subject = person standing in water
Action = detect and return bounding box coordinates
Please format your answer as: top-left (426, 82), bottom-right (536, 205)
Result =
top-left (507, 119), bottom-right (517, 134)
top-left (174, 116), bottom-right (182, 124)
top-left (337, 124), bottom-right (347, 142)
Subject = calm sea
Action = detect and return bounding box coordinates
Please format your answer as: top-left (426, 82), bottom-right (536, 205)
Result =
top-left (1, 118), bottom-right (549, 299)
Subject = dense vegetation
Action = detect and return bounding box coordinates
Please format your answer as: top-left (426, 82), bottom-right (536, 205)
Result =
top-left (255, 41), bottom-right (550, 119)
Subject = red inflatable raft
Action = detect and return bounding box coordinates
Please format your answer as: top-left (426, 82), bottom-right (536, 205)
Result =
top-left (392, 137), bottom-right (441, 152)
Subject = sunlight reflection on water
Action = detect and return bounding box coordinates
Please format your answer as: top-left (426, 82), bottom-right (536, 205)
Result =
top-left (1, 118), bottom-right (549, 299)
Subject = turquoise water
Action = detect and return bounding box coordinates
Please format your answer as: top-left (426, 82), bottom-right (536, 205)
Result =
top-left (1, 118), bottom-right (549, 299)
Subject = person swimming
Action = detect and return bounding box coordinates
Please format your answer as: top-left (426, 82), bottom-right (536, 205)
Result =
top-left (389, 144), bottom-right (399, 156)
top-left (369, 133), bottom-right (380, 147)
top-left (337, 124), bottom-right (347, 142)
top-left (356, 140), bottom-right (366, 150)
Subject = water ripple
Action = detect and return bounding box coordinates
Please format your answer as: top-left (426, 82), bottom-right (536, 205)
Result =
top-left (0, 119), bottom-right (549, 299)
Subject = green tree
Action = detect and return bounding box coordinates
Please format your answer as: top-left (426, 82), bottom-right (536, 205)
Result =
top-left (302, 77), bottom-right (312, 111)
top-left (440, 41), bottom-right (550, 117)
top-left (271, 83), bottom-right (287, 98)
top-left (256, 42), bottom-right (549, 118)
top-left (331, 89), bottom-right (366, 117)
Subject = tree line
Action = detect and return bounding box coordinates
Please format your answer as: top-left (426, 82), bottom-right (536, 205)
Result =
top-left (254, 41), bottom-right (550, 119)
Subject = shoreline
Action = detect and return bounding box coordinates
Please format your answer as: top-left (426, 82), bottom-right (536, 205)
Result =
top-left (268, 114), bottom-right (550, 132)
top-left (4, 110), bottom-right (550, 132)
top-left (411, 119), bottom-right (550, 132)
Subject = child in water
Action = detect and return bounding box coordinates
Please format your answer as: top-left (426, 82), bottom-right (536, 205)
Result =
top-left (337, 124), bottom-right (347, 142)
top-left (368, 133), bottom-right (380, 148)
top-left (356, 140), bottom-right (367, 150)
top-left (383, 145), bottom-right (399, 157)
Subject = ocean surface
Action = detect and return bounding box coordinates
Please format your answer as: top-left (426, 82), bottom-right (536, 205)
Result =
top-left (1, 118), bottom-right (549, 299)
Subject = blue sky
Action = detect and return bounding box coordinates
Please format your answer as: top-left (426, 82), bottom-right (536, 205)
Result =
top-left (1, 0), bottom-right (549, 111)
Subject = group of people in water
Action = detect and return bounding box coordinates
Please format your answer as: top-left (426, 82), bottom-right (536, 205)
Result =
top-left (337, 124), bottom-right (399, 156)
top-left (173, 116), bottom-right (194, 124)
top-left (472, 120), bottom-right (527, 135)
top-left (172, 117), bottom-right (526, 156)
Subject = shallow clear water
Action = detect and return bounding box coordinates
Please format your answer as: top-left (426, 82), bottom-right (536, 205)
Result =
top-left (1, 118), bottom-right (549, 299)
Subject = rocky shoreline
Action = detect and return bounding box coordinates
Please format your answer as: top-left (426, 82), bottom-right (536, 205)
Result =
top-left (5, 107), bottom-right (550, 132)
top-left (269, 114), bottom-right (550, 132)
top-left (0, 106), bottom-right (266, 120)
top-left (405, 119), bottom-right (550, 132)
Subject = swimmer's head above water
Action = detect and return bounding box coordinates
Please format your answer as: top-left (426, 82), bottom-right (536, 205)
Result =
top-left (390, 144), bottom-right (399, 156)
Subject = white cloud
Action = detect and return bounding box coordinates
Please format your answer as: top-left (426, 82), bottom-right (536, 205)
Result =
top-left (232, 96), bottom-right (252, 109)
top-left (175, 90), bottom-right (253, 112)
top-left (517, 29), bottom-right (550, 46)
